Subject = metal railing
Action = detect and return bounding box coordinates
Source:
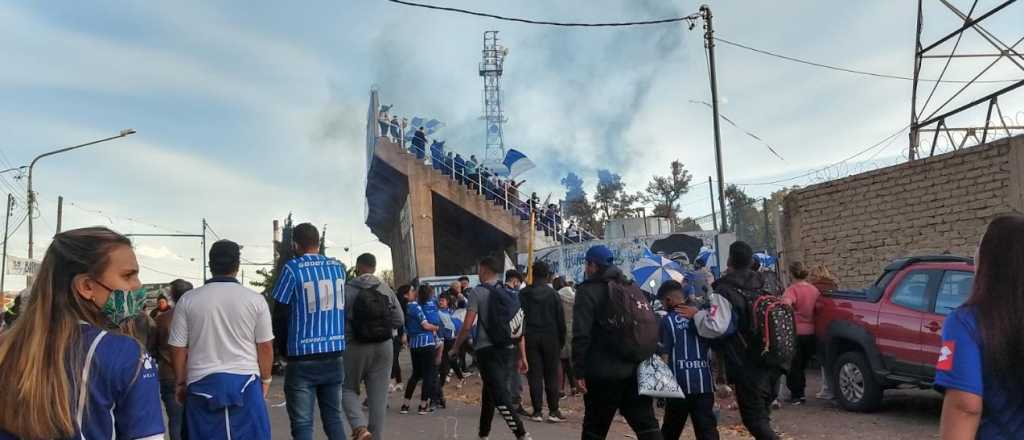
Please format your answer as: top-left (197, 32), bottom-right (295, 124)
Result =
top-left (377, 127), bottom-right (597, 244)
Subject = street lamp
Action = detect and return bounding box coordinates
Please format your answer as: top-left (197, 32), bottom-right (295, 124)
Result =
top-left (27, 129), bottom-right (137, 262)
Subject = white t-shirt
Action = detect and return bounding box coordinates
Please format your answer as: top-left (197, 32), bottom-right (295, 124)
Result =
top-left (168, 278), bottom-right (274, 385)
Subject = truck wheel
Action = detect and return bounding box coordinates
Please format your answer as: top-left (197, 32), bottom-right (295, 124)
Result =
top-left (834, 351), bottom-right (883, 412)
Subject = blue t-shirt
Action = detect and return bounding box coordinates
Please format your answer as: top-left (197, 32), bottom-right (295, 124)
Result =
top-left (657, 311), bottom-right (714, 395)
top-left (272, 254), bottom-right (347, 357)
top-left (935, 307), bottom-right (1024, 439)
top-left (0, 324), bottom-right (164, 440)
top-left (405, 301), bottom-right (439, 349)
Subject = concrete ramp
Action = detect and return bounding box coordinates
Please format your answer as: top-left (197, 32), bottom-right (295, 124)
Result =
top-left (364, 90), bottom-right (556, 285)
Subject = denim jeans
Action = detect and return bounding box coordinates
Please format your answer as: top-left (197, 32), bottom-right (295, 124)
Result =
top-left (285, 356), bottom-right (347, 440)
top-left (159, 378), bottom-right (184, 440)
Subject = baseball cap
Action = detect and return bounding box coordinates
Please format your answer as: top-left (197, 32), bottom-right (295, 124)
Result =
top-left (585, 245), bottom-right (614, 267)
top-left (209, 240), bottom-right (241, 265)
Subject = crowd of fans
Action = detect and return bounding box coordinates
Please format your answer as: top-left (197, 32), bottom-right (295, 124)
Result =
top-left (2, 213), bottom-right (1021, 440)
top-left (378, 106), bottom-right (595, 244)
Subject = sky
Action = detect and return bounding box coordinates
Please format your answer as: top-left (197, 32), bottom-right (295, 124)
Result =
top-left (0, 0), bottom-right (1021, 289)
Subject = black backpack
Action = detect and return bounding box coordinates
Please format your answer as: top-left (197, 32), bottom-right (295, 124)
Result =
top-left (483, 284), bottom-right (524, 347)
top-left (718, 287), bottom-right (797, 369)
top-left (600, 279), bottom-right (659, 363)
top-left (351, 286), bottom-right (394, 343)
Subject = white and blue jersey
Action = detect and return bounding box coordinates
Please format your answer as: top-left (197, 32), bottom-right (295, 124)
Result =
top-left (935, 307), bottom-right (1024, 439)
top-left (272, 254), bottom-right (347, 357)
top-left (405, 301), bottom-right (439, 349)
top-left (658, 311), bottom-right (714, 395)
top-left (0, 324), bottom-right (164, 440)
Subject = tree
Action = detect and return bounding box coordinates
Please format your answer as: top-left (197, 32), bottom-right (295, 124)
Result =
top-left (676, 217), bottom-right (702, 232)
top-left (593, 169), bottom-right (639, 222)
top-left (561, 172), bottom-right (602, 237)
top-left (644, 160), bottom-right (692, 221)
top-left (725, 184), bottom-right (764, 249)
top-left (380, 269), bottom-right (395, 289)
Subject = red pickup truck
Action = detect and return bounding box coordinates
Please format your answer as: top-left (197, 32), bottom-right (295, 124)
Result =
top-left (814, 255), bottom-right (974, 412)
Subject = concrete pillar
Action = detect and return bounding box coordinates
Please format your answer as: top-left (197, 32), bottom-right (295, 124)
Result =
top-left (408, 168), bottom-right (436, 279)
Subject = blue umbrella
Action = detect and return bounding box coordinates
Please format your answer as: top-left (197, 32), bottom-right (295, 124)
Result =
top-left (754, 252), bottom-right (777, 270)
top-left (632, 249), bottom-right (686, 294)
top-left (696, 246), bottom-right (718, 269)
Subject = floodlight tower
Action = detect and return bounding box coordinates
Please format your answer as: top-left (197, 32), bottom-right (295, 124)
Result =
top-left (480, 31), bottom-right (509, 167)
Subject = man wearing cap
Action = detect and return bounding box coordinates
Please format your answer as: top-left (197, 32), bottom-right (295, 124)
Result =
top-left (573, 245), bottom-right (663, 440)
top-left (169, 240), bottom-right (274, 440)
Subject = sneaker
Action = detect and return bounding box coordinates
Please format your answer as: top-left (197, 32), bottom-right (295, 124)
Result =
top-left (788, 397), bottom-right (807, 406)
top-left (559, 392), bottom-right (567, 400)
top-left (530, 412), bottom-right (544, 422)
top-left (352, 426), bottom-right (373, 440)
top-left (815, 390), bottom-right (835, 400)
top-left (400, 404), bottom-right (410, 414)
top-left (771, 399), bottom-right (782, 410)
top-left (388, 384), bottom-right (396, 393)
top-left (437, 400), bottom-right (447, 409)
top-left (457, 379), bottom-right (465, 390)
top-left (516, 406), bottom-right (531, 418)
top-left (517, 434), bottom-right (533, 440)
top-left (547, 412), bottom-right (565, 423)
top-left (394, 383), bottom-right (404, 393)
top-left (418, 404), bottom-right (435, 415)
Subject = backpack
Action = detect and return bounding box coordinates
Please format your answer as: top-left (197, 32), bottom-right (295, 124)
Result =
top-left (351, 286), bottom-right (394, 343)
top-left (483, 284), bottom-right (525, 347)
top-left (749, 294), bottom-right (797, 368)
top-left (600, 279), bottom-right (659, 363)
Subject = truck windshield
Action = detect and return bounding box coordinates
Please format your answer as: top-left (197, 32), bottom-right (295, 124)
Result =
top-left (873, 270), bottom-right (898, 290)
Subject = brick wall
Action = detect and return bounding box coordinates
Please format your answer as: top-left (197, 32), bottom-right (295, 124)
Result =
top-left (780, 135), bottom-right (1024, 288)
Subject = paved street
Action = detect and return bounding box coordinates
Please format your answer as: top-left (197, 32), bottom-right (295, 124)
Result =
top-left (263, 367), bottom-right (942, 439)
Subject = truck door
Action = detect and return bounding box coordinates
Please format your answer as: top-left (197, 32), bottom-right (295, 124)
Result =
top-left (876, 269), bottom-right (940, 377)
top-left (920, 270), bottom-right (975, 379)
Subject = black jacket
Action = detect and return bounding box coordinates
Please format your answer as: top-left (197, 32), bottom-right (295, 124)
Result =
top-left (572, 265), bottom-right (638, 381)
top-left (712, 269), bottom-right (776, 379)
top-left (519, 282), bottom-right (566, 346)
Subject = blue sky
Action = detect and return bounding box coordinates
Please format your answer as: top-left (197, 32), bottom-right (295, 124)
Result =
top-left (1, 0), bottom-right (1021, 287)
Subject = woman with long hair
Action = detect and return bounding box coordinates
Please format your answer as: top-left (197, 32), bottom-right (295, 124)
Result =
top-left (0, 227), bottom-right (163, 439)
top-left (400, 284), bottom-right (441, 415)
top-left (937, 214), bottom-right (1024, 439)
top-left (781, 261), bottom-right (821, 405)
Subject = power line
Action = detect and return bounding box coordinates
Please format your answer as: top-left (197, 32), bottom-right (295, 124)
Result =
top-left (688, 100), bottom-right (785, 161)
top-left (139, 263), bottom-right (202, 282)
top-left (734, 125), bottom-right (910, 187)
top-left (386, 0), bottom-right (701, 26)
top-left (67, 201), bottom-right (191, 235)
top-left (714, 37), bottom-right (1022, 84)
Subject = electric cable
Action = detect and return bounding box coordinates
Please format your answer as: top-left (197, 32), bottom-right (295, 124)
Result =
top-left (386, 0), bottom-right (700, 26)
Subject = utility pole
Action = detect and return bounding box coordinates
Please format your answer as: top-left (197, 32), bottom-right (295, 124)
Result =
top-left (1, 194), bottom-right (13, 295)
top-left (700, 5), bottom-right (729, 233)
top-left (56, 196), bottom-right (63, 235)
top-left (762, 198), bottom-right (771, 252)
top-left (201, 218), bottom-right (208, 281)
top-left (708, 177), bottom-right (721, 277)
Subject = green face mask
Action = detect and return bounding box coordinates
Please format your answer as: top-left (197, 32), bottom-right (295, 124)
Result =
top-left (96, 282), bottom-right (147, 325)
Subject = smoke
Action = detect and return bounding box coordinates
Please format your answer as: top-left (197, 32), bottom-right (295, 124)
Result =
top-left (561, 172), bottom-right (586, 202)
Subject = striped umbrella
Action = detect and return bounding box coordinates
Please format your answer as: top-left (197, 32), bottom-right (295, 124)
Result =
top-left (632, 249), bottom-right (686, 295)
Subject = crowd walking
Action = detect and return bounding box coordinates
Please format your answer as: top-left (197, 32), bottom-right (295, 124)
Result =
top-left (0, 214), bottom-right (1020, 440)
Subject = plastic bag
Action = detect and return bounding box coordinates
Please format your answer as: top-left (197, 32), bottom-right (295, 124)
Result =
top-left (637, 355), bottom-right (685, 399)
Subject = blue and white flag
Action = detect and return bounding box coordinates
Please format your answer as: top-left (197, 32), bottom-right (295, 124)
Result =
top-left (502, 148), bottom-right (535, 178)
top-left (404, 117), bottom-right (446, 140)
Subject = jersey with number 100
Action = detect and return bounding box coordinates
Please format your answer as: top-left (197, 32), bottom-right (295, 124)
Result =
top-left (272, 254), bottom-right (346, 356)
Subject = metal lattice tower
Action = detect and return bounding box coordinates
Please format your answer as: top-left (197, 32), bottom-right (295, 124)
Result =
top-left (479, 31), bottom-right (509, 167)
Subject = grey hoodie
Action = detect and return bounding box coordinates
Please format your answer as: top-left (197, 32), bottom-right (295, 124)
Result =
top-left (344, 273), bottom-right (404, 339)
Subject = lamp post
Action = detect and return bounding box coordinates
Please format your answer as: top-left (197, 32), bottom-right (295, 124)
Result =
top-left (27, 129), bottom-right (136, 263)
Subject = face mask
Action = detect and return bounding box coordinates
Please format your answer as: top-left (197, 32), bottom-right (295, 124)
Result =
top-left (95, 281), bottom-right (147, 325)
